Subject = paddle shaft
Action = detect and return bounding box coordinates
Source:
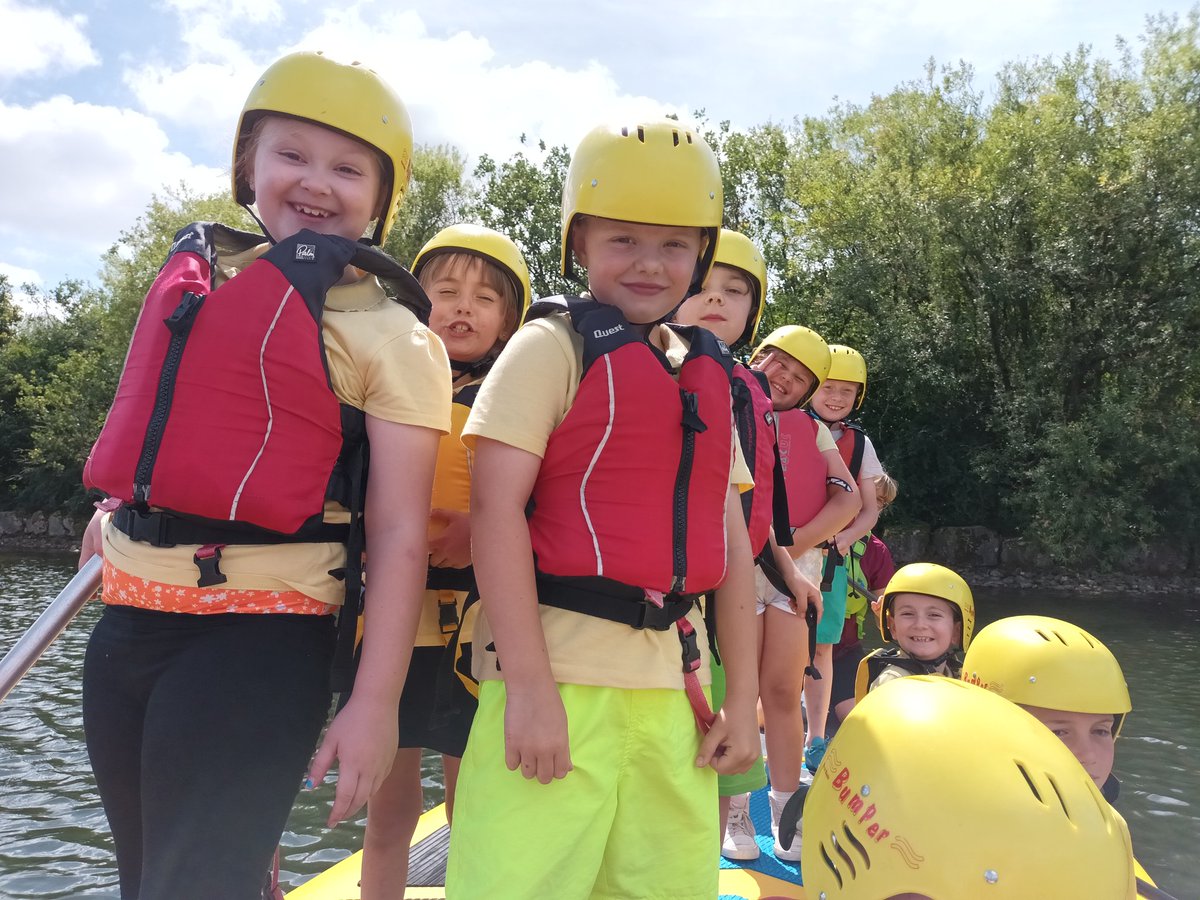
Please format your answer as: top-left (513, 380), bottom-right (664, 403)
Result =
top-left (0, 554), bottom-right (102, 703)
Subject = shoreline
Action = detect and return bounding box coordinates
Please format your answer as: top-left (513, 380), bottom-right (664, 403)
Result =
top-left (2, 512), bottom-right (1195, 596)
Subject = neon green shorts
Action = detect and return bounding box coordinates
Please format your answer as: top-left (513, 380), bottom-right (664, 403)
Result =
top-left (446, 680), bottom-right (718, 900)
top-left (709, 658), bottom-right (767, 796)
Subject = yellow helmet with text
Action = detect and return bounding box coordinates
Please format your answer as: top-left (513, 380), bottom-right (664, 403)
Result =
top-left (711, 228), bottom-right (768, 347)
top-left (560, 120), bottom-right (723, 284)
top-left (233, 51), bottom-right (414, 245)
top-left (802, 677), bottom-right (1136, 899)
top-left (878, 562), bottom-right (975, 649)
top-left (748, 325), bottom-right (831, 407)
top-left (826, 344), bottom-right (867, 408)
top-left (962, 615), bottom-right (1132, 736)
top-left (411, 224), bottom-right (533, 318)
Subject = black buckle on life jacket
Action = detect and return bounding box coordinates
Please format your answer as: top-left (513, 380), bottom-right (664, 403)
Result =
top-left (194, 543), bottom-right (228, 587)
top-left (677, 618), bottom-right (702, 673)
top-left (438, 597), bottom-right (459, 635)
top-left (680, 390), bottom-right (707, 433)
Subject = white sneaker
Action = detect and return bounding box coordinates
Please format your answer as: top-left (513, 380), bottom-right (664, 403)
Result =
top-left (770, 790), bottom-right (802, 862)
top-left (721, 793), bottom-right (760, 861)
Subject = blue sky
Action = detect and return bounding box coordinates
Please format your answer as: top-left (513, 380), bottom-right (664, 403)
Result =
top-left (0, 0), bottom-right (1194, 300)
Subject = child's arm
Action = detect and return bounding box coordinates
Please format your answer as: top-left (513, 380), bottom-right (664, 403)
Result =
top-left (834, 475), bottom-right (879, 556)
top-left (309, 415), bottom-right (440, 826)
top-left (789, 449), bottom-right (861, 552)
top-left (697, 487), bottom-right (762, 774)
top-left (469, 436), bottom-right (572, 784)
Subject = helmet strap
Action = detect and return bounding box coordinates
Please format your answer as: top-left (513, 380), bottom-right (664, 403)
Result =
top-left (241, 202), bottom-right (277, 246)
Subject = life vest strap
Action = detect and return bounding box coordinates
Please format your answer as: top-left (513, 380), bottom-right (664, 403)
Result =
top-left (426, 564), bottom-right (476, 593)
top-left (112, 505), bottom-right (350, 547)
top-left (534, 572), bottom-right (696, 631)
top-left (675, 616), bottom-right (715, 733)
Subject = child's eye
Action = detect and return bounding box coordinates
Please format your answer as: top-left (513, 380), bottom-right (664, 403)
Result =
top-left (336, 164), bottom-right (364, 177)
top-left (278, 150), bottom-right (303, 162)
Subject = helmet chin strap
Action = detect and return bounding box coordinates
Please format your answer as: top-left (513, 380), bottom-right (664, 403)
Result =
top-left (241, 202), bottom-right (276, 246)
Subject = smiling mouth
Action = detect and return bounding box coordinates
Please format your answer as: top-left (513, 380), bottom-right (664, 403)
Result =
top-left (292, 203), bottom-right (332, 218)
top-left (446, 322), bottom-right (475, 335)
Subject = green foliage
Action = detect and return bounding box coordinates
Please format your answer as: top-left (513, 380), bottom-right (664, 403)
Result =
top-left (383, 144), bottom-right (472, 266)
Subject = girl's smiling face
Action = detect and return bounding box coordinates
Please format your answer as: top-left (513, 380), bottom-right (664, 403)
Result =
top-left (887, 593), bottom-right (961, 661)
top-left (246, 115), bottom-right (383, 242)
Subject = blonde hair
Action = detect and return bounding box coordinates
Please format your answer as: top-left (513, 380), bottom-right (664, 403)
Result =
top-left (417, 251), bottom-right (521, 340)
top-left (875, 472), bottom-right (899, 510)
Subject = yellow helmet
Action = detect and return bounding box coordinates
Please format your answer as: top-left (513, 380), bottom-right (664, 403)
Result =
top-left (962, 615), bottom-right (1132, 736)
top-left (560, 120), bottom-right (723, 283)
top-left (411, 224), bottom-right (533, 318)
top-left (826, 344), bottom-right (867, 408)
top-left (802, 677), bottom-right (1136, 899)
top-left (233, 51), bottom-right (414, 245)
top-left (748, 325), bottom-right (831, 407)
top-left (879, 562), bottom-right (975, 649)
top-left (711, 229), bottom-right (767, 347)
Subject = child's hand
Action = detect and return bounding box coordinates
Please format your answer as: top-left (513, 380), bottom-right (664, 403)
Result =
top-left (307, 695), bottom-right (399, 827)
top-left (786, 565), bottom-right (823, 622)
top-left (697, 701), bottom-right (759, 775)
top-left (870, 598), bottom-right (881, 616)
top-left (834, 530), bottom-right (855, 557)
top-left (428, 508), bottom-right (471, 569)
top-left (503, 681), bottom-right (573, 784)
top-left (79, 509), bottom-right (106, 570)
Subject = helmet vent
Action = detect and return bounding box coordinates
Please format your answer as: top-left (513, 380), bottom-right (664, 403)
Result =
top-left (819, 839), bottom-right (845, 889)
top-left (832, 834), bottom-right (857, 879)
top-left (686, 132), bottom-right (693, 143)
top-left (841, 824), bottom-right (871, 869)
top-left (1046, 773), bottom-right (1071, 818)
top-left (1080, 631), bottom-right (1096, 649)
top-left (620, 126), bottom-right (629, 137)
top-left (672, 130), bottom-right (680, 146)
top-left (637, 125), bottom-right (646, 142)
top-left (1015, 762), bottom-right (1043, 804)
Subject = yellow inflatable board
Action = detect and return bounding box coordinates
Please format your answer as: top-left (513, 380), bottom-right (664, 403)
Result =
top-left (287, 797), bottom-right (807, 899)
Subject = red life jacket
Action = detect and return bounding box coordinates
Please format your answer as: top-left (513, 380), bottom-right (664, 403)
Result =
top-left (84, 223), bottom-right (429, 540)
top-left (731, 363), bottom-right (790, 556)
top-left (834, 420), bottom-right (867, 481)
top-left (527, 297), bottom-right (735, 598)
top-left (776, 407), bottom-right (828, 528)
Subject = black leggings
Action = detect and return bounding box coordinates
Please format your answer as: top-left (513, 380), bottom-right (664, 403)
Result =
top-left (82, 605), bottom-right (335, 900)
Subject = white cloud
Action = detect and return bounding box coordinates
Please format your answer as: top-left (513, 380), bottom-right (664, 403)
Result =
top-left (0, 95), bottom-right (225, 267)
top-left (0, 0), bottom-right (99, 79)
top-left (123, 4), bottom-right (689, 166)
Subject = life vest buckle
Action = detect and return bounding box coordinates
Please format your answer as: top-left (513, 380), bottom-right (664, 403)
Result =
top-left (438, 597), bottom-right (460, 634)
top-left (193, 543), bottom-right (228, 588)
top-left (676, 618), bottom-right (701, 673)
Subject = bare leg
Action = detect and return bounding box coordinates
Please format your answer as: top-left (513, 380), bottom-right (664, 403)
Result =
top-left (360, 746), bottom-right (424, 900)
top-left (758, 605), bottom-right (810, 793)
top-left (803, 643), bottom-right (834, 753)
top-left (442, 753), bottom-right (462, 825)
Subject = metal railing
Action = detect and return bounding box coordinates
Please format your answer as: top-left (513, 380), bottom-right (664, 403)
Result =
top-left (0, 554), bottom-right (102, 703)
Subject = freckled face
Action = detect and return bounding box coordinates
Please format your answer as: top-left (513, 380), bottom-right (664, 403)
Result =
top-left (887, 593), bottom-right (960, 661)
top-left (1022, 707), bottom-right (1117, 788)
top-left (247, 116), bottom-right (382, 242)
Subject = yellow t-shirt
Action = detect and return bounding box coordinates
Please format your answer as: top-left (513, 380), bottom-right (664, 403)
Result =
top-left (463, 313), bottom-right (752, 690)
top-left (102, 241), bottom-right (452, 607)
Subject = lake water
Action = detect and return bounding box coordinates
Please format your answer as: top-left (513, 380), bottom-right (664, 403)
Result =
top-left (1, 553), bottom-right (1197, 897)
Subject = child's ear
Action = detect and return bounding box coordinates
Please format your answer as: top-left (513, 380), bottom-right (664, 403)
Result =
top-left (570, 219), bottom-right (589, 269)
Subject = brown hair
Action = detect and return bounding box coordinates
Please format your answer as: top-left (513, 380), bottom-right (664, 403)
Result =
top-left (417, 251), bottom-right (521, 341)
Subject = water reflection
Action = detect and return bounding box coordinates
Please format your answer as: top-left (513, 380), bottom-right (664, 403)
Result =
top-left (1, 554), bottom-right (1196, 896)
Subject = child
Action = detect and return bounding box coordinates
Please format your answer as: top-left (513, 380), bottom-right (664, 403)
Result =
top-left (962, 615), bottom-right (1131, 801)
top-left (830, 472), bottom-right (898, 726)
top-left (732, 325), bottom-right (860, 861)
top-left (357, 224), bottom-right (529, 898)
top-left (444, 120), bottom-right (761, 900)
top-left (675, 229), bottom-right (823, 862)
top-left (78, 52), bottom-right (450, 898)
top-left (802, 344), bottom-right (883, 764)
top-left (856, 562), bottom-right (974, 698)
top-left (798, 676), bottom-right (1137, 899)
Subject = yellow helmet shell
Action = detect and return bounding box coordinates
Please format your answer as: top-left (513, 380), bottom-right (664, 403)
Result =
top-left (234, 51), bottom-right (414, 245)
top-left (802, 677), bottom-right (1136, 899)
top-left (711, 229), bottom-right (767, 347)
top-left (411, 224), bottom-right (532, 318)
top-left (962, 615), bottom-right (1132, 735)
top-left (879, 562), bottom-right (975, 649)
top-left (560, 120), bottom-right (723, 282)
top-left (826, 344), bottom-right (867, 408)
top-left (748, 325), bottom-right (831, 407)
